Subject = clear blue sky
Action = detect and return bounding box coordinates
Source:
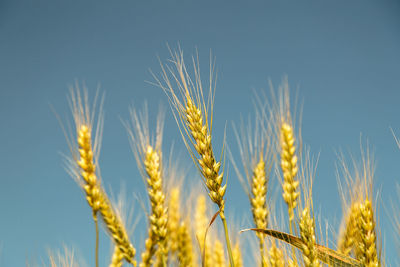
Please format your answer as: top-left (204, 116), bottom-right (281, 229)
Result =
top-left (1, 0), bottom-right (400, 266)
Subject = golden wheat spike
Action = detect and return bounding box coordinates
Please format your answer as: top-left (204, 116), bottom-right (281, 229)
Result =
top-left (268, 243), bottom-right (285, 267)
top-left (280, 122), bottom-right (300, 224)
top-left (177, 221), bottom-right (195, 267)
top-left (144, 145), bottom-right (168, 265)
top-left (356, 199), bottom-right (379, 267)
top-left (299, 208), bottom-right (321, 267)
top-left (168, 187), bottom-right (181, 260)
top-left (338, 202), bottom-right (361, 256)
top-left (109, 246), bottom-right (124, 267)
top-left (99, 195), bottom-right (137, 266)
top-left (139, 229), bottom-right (156, 267)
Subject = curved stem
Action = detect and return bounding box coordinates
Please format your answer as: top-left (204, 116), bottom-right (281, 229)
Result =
top-left (94, 212), bottom-right (99, 267)
top-left (220, 211), bottom-right (235, 267)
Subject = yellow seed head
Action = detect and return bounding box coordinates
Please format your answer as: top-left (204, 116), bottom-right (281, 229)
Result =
top-left (168, 187), bottom-right (181, 258)
top-left (139, 229), bottom-right (156, 267)
top-left (195, 195), bottom-right (212, 267)
top-left (338, 202), bottom-right (361, 256)
top-left (109, 246), bottom-right (124, 267)
top-left (299, 208), bottom-right (320, 267)
top-left (185, 98), bottom-right (225, 208)
top-left (232, 243), bottom-right (243, 267)
top-left (77, 125), bottom-right (102, 213)
top-left (356, 199), bottom-right (379, 267)
top-left (280, 122), bottom-right (299, 222)
top-left (100, 197), bottom-right (137, 266)
top-left (213, 239), bottom-right (226, 267)
top-left (144, 145), bottom-right (168, 262)
top-left (250, 155), bottom-right (268, 243)
top-left (177, 222), bottom-right (195, 267)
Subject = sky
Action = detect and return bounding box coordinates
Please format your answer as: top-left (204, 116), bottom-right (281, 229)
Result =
top-left (1, 0), bottom-right (400, 266)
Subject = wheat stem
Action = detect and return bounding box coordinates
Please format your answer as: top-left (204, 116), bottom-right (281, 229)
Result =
top-left (94, 213), bottom-right (99, 267)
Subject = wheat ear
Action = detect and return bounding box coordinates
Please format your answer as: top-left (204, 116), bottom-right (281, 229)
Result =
top-left (140, 229), bottom-right (156, 267)
top-left (109, 246), bottom-right (124, 267)
top-left (299, 208), bottom-right (321, 267)
top-left (156, 49), bottom-right (234, 266)
top-left (213, 239), bottom-right (226, 267)
top-left (356, 199), bottom-right (379, 267)
top-left (268, 243), bottom-right (284, 267)
top-left (195, 194), bottom-right (213, 267)
top-left (168, 187), bottom-right (181, 260)
top-left (280, 122), bottom-right (300, 227)
top-left (99, 193), bottom-right (137, 266)
top-left (77, 126), bottom-right (136, 266)
top-left (232, 242), bottom-right (243, 267)
top-left (250, 155), bottom-right (268, 264)
top-left (177, 221), bottom-right (195, 267)
top-left (144, 145), bottom-right (168, 266)
top-left (338, 202), bottom-right (361, 256)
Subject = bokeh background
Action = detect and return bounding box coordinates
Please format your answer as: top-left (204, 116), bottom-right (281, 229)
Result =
top-left (1, 0), bottom-right (400, 266)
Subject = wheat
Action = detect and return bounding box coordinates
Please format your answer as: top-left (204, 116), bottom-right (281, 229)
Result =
top-left (194, 194), bottom-right (213, 267)
top-left (280, 122), bottom-right (300, 225)
top-left (268, 243), bottom-right (284, 267)
top-left (140, 229), bottom-right (157, 267)
top-left (110, 246), bottom-right (124, 267)
top-left (156, 49), bottom-right (234, 266)
top-left (251, 156), bottom-right (268, 253)
top-left (144, 145), bottom-right (168, 265)
top-left (356, 199), bottom-right (379, 267)
top-left (67, 88), bottom-right (136, 267)
top-left (299, 208), bottom-right (321, 267)
top-left (338, 202), bottom-right (361, 256)
top-left (99, 194), bottom-right (137, 265)
top-left (213, 239), bottom-right (226, 267)
top-left (177, 221), bottom-right (195, 267)
top-left (168, 187), bottom-right (181, 259)
top-left (232, 242), bottom-right (243, 267)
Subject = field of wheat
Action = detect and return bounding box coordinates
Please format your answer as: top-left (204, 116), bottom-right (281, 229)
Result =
top-left (39, 48), bottom-right (399, 267)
